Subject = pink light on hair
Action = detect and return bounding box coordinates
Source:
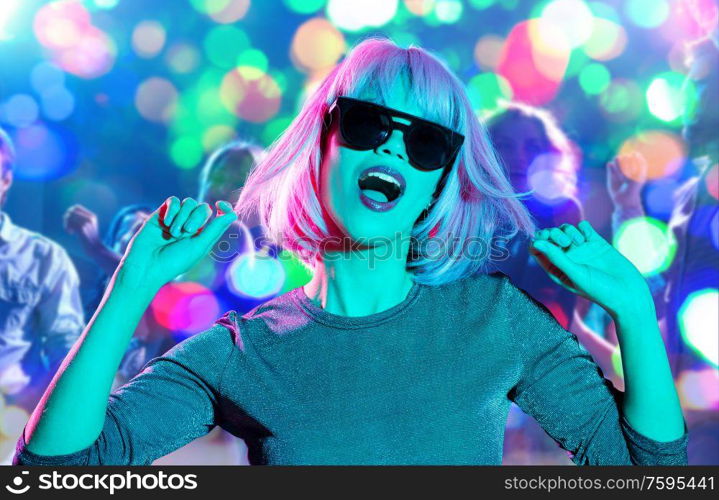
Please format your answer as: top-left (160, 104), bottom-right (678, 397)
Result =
top-left (235, 37), bottom-right (534, 287)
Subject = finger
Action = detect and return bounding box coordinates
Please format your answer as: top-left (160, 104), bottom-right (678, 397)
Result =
top-left (534, 228), bottom-right (550, 241)
top-left (531, 239), bottom-right (572, 271)
top-left (633, 152), bottom-right (648, 183)
top-left (169, 198), bottom-right (198, 237)
top-left (577, 220), bottom-right (601, 241)
top-left (182, 203), bottom-right (212, 235)
top-left (162, 196), bottom-right (181, 227)
top-left (548, 227), bottom-right (572, 248)
top-left (560, 223), bottom-right (585, 245)
top-left (607, 160), bottom-right (623, 192)
top-left (195, 201), bottom-right (238, 247)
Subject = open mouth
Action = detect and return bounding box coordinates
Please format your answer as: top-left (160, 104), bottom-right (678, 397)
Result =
top-left (357, 166), bottom-right (406, 212)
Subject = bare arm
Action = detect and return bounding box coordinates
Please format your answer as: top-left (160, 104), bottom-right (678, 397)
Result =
top-left (23, 268), bottom-right (161, 455)
top-left (22, 197), bottom-right (237, 457)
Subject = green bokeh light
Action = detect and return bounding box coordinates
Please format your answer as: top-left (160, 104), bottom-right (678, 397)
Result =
top-left (579, 63), bottom-right (611, 95)
top-left (170, 136), bottom-right (204, 169)
top-left (469, 0), bottom-right (496, 8)
top-left (204, 25), bottom-right (250, 69)
top-left (613, 217), bottom-right (677, 276)
top-left (564, 48), bottom-right (590, 79)
top-left (283, 0), bottom-right (326, 14)
top-left (466, 72), bottom-right (513, 116)
top-left (262, 115), bottom-right (294, 146)
top-left (190, 0), bottom-right (232, 15)
top-left (624, 0), bottom-right (669, 28)
top-left (237, 48), bottom-right (269, 73)
top-left (678, 289), bottom-right (719, 367)
top-left (434, 0), bottom-right (464, 23)
top-left (646, 71), bottom-right (698, 124)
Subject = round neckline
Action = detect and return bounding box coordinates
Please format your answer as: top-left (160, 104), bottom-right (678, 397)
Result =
top-left (290, 279), bottom-right (424, 330)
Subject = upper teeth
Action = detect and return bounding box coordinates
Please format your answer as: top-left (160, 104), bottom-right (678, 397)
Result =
top-left (365, 171), bottom-right (401, 189)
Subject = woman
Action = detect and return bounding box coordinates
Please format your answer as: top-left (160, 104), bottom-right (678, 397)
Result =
top-left (13, 38), bottom-right (687, 465)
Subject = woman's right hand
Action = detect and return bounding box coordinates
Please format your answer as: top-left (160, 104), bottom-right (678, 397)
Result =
top-left (116, 196), bottom-right (237, 290)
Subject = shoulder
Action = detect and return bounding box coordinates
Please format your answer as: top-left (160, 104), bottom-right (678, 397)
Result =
top-left (162, 312), bottom-right (239, 365)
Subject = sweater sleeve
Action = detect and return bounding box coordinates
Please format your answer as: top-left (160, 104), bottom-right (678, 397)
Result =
top-left (502, 277), bottom-right (689, 465)
top-left (12, 320), bottom-right (235, 466)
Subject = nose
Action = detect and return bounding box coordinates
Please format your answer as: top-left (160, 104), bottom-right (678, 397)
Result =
top-left (374, 127), bottom-right (407, 162)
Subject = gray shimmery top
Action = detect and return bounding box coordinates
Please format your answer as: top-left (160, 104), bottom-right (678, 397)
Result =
top-left (13, 272), bottom-right (689, 465)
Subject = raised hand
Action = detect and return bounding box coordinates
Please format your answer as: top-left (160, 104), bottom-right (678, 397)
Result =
top-left (117, 196), bottom-right (238, 291)
top-left (63, 204), bottom-right (103, 252)
top-left (530, 221), bottom-right (649, 317)
top-left (606, 152), bottom-right (647, 213)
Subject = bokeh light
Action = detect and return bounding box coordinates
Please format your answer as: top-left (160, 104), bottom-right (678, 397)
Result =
top-left (290, 17), bottom-right (346, 72)
top-left (539, 0), bottom-right (594, 49)
top-left (404, 0), bottom-right (436, 16)
top-left (598, 78), bottom-right (644, 122)
top-left (204, 25), bottom-right (251, 69)
top-left (497, 20), bottom-right (570, 105)
top-left (624, 0), bottom-right (670, 29)
top-left (13, 124), bottom-right (77, 181)
top-left (170, 135), bottom-right (204, 169)
top-left (326, 0), bottom-right (398, 32)
top-left (226, 253), bottom-right (286, 298)
top-left (166, 43), bottom-right (201, 74)
top-left (132, 20), bottom-right (166, 58)
top-left (1, 94), bottom-right (39, 128)
top-left (284, 0), bottom-right (326, 14)
top-left (677, 367), bottom-right (719, 410)
top-left (220, 66), bottom-right (282, 123)
top-left (433, 0), bottom-right (464, 23)
top-left (41, 86), bottom-right (75, 121)
top-left (617, 130), bottom-right (686, 181)
top-left (190, 0), bottom-right (250, 24)
top-left (30, 61), bottom-right (65, 94)
top-left (578, 63), bottom-right (611, 95)
top-left (613, 217), bottom-right (678, 276)
top-left (527, 153), bottom-right (577, 204)
top-left (0, 0), bottom-right (20, 40)
top-left (151, 282), bottom-right (220, 335)
top-left (646, 71), bottom-right (698, 123)
top-left (678, 289), bottom-right (719, 367)
top-left (582, 17), bottom-right (627, 61)
top-left (135, 77), bottom-right (178, 123)
top-left (473, 35), bottom-right (505, 70)
top-left (34, 2), bottom-right (116, 78)
top-left (466, 72), bottom-right (512, 117)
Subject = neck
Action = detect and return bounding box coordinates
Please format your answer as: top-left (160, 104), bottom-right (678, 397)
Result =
top-left (302, 233), bottom-right (415, 317)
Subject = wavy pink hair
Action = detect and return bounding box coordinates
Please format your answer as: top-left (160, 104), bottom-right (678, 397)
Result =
top-left (235, 37), bottom-right (534, 287)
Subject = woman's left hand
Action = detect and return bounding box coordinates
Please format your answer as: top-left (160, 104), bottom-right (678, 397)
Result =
top-left (530, 220), bottom-right (649, 317)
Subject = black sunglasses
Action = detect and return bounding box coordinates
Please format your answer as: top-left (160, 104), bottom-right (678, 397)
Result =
top-left (326, 97), bottom-right (464, 172)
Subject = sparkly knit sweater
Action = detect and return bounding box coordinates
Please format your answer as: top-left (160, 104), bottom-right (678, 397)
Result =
top-left (13, 272), bottom-right (689, 465)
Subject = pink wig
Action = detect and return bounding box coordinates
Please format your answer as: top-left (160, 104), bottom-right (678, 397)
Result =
top-left (235, 37), bottom-right (534, 287)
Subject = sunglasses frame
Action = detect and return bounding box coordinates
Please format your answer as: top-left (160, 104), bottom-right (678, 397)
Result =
top-left (326, 96), bottom-right (465, 173)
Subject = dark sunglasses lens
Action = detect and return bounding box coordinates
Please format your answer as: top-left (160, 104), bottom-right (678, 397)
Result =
top-left (341, 104), bottom-right (388, 149)
top-left (407, 124), bottom-right (452, 170)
